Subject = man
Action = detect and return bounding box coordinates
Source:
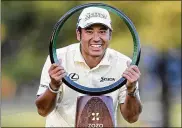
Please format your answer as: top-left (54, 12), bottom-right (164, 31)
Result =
top-left (35, 6), bottom-right (142, 127)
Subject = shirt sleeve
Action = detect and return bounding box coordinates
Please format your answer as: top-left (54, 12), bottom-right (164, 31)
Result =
top-left (118, 82), bottom-right (140, 104)
top-left (36, 55), bottom-right (51, 96)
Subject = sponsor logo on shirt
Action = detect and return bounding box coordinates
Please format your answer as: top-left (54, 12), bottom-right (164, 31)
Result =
top-left (40, 84), bottom-right (48, 88)
top-left (100, 77), bottom-right (115, 82)
top-left (69, 73), bottom-right (79, 81)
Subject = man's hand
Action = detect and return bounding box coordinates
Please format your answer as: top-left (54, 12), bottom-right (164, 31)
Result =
top-left (122, 61), bottom-right (141, 93)
top-left (48, 63), bottom-right (66, 90)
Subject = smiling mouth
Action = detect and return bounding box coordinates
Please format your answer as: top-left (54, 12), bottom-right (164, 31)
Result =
top-left (90, 44), bottom-right (102, 48)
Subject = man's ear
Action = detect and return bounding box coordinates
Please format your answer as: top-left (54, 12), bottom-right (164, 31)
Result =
top-left (76, 29), bottom-right (81, 41)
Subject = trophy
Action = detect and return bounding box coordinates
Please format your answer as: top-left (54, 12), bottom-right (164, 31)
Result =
top-left (49, 3), bottom-right (141, 127)
top-left (75, 96), bottom-right (115, 127)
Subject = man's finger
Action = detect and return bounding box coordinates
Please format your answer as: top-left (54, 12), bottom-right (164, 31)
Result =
top-left (122, 72), bottom-right (132, 81)
top-left (127, 68), bottom-right (139, 77)
top-left (54, 70), bottom-right (66, 76)
top-left (50, 67), bottom-right (60, 75)
top-left (132, 66), bottom-right (141, 75)
top-left (56, 73), bottom-right (67, 81)
top-left (58, 59), bottom-right (62, 65)
top-left (125, 70), bottom-right (133, 77)
top-left (49, 63), bottom-right (59, 71)
top-left (127, 61), bottom-right (131, 67)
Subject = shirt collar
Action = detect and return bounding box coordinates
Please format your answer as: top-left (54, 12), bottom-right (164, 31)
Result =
top-left (74, 43), bottom-right (110, 66)
top-left (98, 49), bottom-right (110, 66)
top-left (74, 43), bottom-right (85, 63)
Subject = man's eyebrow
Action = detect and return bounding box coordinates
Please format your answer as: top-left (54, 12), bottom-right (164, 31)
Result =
top-left (85, 26), bottom-right (108, 30)
top-left (100, 26), bottom-right (108, 30)
top-left (85, 27), bottom-right (93, 30)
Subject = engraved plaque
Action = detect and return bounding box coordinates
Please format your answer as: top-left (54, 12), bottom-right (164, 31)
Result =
top-left (75, 96), bottom-right (115, 127)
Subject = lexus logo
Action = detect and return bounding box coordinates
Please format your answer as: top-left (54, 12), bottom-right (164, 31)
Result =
top-left (69, 73), bottom-right (79, 81)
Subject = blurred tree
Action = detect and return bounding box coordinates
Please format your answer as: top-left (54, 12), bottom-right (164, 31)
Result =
top-left (1, 1), bottom-right (181, 87)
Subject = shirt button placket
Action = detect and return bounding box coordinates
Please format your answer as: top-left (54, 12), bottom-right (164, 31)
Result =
top-left (90, 71), bottom-right (93, 86)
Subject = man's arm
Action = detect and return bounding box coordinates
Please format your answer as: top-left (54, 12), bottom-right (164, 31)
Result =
top-left (119, 62), bottom-right (142, 123)
top-left (35, 64), bottom-right (66, 117)
top-left (120, 87), bottom-right (142, 123)
top-left (35, 87), bottom-right (59, 117)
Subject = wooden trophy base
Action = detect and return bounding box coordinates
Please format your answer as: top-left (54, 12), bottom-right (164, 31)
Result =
top-left (75, 95), bottom-right (115, 127)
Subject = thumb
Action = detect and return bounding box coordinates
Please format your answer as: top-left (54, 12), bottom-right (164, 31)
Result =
top-left (127, 61), bottom-right (131, 67)
top-left (58, 58), bottom-right (62, 65)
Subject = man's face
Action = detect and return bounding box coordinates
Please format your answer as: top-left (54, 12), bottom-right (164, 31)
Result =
top-left (77, 24), bottom-right (111, 58)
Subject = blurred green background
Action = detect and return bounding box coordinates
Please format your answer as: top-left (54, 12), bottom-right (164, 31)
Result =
top-left (1, 1), bottom-right (181, 127)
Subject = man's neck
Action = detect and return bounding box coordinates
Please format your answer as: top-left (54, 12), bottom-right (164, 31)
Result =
top-left (83, 55), bottom-right (103, 69)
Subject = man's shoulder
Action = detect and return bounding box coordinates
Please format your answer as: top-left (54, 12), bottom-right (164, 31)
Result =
top-left (107, 48), bottom-right (131, 62)
top-left (56, 43), bottom-right (79, 55)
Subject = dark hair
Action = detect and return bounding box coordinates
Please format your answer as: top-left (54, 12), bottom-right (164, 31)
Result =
top-left (77, 27), bottom-right (82, 40)
top-left (77, 26), bottom-right (112, 40)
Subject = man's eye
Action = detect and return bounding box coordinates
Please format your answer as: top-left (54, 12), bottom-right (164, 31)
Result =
top-left (86, 30), bottom-right (93, 34)
top-left (100, 30), bottom-right (106, 34)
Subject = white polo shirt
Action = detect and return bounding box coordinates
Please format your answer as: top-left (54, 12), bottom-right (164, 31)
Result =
top-left (37, 43), bottom-right (140, 127)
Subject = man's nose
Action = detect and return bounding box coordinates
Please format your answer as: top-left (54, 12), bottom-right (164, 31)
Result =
top-left (93, 32), bottom-right (101, 42)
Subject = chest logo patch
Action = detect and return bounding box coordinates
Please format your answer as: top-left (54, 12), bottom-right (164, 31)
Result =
top-left (100, 77), bottom-right (115, 82)
top-left (69, 73), bottom-right (79, 81)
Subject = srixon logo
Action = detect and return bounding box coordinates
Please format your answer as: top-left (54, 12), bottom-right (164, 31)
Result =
top-left (100, 77), bottom-right (115, 82)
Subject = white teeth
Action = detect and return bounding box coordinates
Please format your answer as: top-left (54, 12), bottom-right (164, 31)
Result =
top-left (91, 44), bottom-right (101, 48)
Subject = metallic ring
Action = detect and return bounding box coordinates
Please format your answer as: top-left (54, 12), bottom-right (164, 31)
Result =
top-left (49, 3), bottom-right (141, 95)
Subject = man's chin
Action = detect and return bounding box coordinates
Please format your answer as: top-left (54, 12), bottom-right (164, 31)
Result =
top-left (91, 55), bottom-right (101, 57)
top-left (90, 53), bottom-right (103, 58)
top-left (89, 50), bottom-right (105, 57)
